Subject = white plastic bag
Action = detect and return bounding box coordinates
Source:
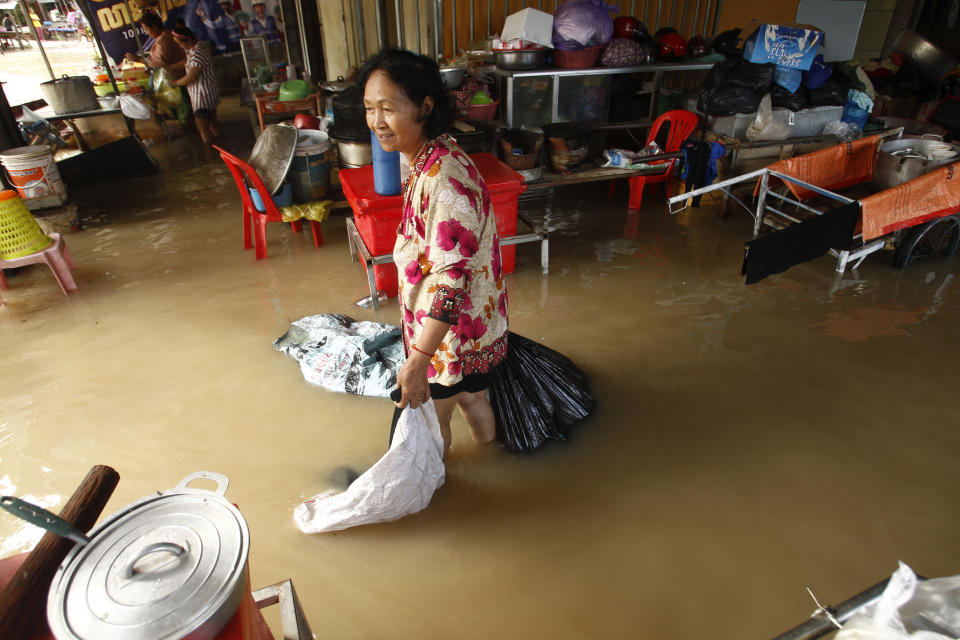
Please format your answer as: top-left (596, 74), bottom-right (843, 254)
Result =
top-left (836, 562), bottom-right (960, 640)
top-left (119, 93), bottom-right (152, 120)
top-left (746, 94), bottom-right (791, 142)
top-left (294, 400), bottom-right (445, 533)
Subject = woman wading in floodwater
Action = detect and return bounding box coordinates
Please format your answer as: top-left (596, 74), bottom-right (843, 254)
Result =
top-left (359, 50), bottom-right (509, 458)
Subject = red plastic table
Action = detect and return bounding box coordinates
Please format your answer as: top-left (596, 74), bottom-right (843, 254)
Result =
top-left (340, 152), bottom-right (548, 307)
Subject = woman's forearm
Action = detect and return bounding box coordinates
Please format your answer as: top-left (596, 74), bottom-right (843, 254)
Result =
top-left (413, 317), bottom-right (451, 355)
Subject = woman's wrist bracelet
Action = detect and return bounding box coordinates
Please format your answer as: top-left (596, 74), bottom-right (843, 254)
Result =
top-left (410, 344), bottom-right (433, 358)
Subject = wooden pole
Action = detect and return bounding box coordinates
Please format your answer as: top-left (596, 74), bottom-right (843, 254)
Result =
top-left (0, 465), bottom-right (120, 639)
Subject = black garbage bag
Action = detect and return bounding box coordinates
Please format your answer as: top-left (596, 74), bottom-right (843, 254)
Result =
top-left (808, 75), bottom-right (850, 107)
top-left (489, 332), bottom-right (595, 453)
top-left (704, 59), bottom-right (742, 88)
top-left (697, 85), bottom-right (763, 116)
top-left (730, 62), bottom-right (775, 92)
top-left (771, 84), bottom-right (809, 111)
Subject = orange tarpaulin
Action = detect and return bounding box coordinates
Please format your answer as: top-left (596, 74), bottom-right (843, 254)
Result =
top-left (860, 164), bottom-right (960, 241)
top-left (765, 134), bottom-right (881, 201)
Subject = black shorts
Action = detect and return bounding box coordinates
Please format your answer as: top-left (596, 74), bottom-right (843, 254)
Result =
top-left (387, 367), bottom-right (497, 446)
top-left (195, 108), bottom-right (216, 119)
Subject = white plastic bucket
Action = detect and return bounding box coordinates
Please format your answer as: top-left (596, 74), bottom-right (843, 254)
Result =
top-left (0, 145), bottom-right (68, 210)
top-left (291, 130), bottom-right (332, 203)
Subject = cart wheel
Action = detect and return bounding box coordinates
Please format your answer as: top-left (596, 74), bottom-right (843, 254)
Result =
top-left (893, 215), bottom-right (960, 269)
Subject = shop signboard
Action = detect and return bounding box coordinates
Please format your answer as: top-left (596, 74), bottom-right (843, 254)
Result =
top-left (88, 0), bottom-right (283, 64)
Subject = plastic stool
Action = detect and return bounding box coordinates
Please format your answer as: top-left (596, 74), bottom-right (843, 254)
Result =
top-left (0, 232), bottom-right (77, 306)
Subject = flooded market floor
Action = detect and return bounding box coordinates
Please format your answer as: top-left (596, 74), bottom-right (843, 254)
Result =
top-left (3, 100), bottom-right (960, 639)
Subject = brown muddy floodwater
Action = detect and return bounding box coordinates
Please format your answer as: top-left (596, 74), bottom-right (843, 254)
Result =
top-left (2, 101), bottom-right (960, 639)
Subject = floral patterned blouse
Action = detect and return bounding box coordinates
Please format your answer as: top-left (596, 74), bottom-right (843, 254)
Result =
top-left (394, 135), bottom-right (509, 387)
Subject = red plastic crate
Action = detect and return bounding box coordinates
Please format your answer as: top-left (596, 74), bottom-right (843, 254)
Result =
top-left (339, 153), bottom-right (527, 298)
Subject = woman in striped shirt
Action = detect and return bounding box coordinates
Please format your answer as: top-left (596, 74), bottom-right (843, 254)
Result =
top-left (171, 26), bottom-right (221, 146)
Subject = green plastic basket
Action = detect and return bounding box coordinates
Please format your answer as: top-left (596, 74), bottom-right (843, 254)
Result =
top-left (0, 192), bottom-right (53, 260)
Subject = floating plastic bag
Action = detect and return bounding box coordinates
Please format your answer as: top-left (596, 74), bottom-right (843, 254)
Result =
top-left (600, 142), bottom-right (664, 169)
top-left (835, 562), bottom-right (960, 640)
top-left (119, 94), bottom-right (152, 120)
top-left (294, 400), bottom-right (445, 533)
top-left (551, 0), bottom-right (616, 51)
top-left (746, 94), bottom-right (791, 141)
top-left (273, 314), bottom-right (404, 397)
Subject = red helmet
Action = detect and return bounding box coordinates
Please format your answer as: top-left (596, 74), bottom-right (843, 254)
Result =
top-left (656, 32), bottom-right (687, 61)
top-left (613, 16), bottom-right (640, 39)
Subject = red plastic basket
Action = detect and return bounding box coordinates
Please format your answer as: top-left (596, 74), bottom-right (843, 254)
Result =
top-left (553, 46), bottom-right (602, 69)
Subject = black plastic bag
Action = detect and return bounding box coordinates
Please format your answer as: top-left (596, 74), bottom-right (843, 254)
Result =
top-left (730, 62), bottom-right (775, 92)
top-left (808, 75), bottom-right (850, 107)
top-left (771, 84), bottom-right (809, 111)
top-left (697, 85), bottom-right (763, 116)
top-left (711, 28), bottom-right (742, 58)
top-left (488, 332), bottom-right (595, 453)
top-left (704, 59), bottom-right (742, 88)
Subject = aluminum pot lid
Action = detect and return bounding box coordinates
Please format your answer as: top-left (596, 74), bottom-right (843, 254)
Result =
top-left (47, 472), bottom-right (250, 640)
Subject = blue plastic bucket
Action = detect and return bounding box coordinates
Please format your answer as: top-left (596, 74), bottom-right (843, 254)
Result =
top-left (370, 130), bottom-right (401, 196)
top-left (249, 181), bottom-right (292, 212)
top-left (291, 130), bottom-right (332, 203)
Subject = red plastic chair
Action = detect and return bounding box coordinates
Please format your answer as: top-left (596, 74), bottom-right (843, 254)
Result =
top-left (213, 145), bottom-right (323, 260)
top-left (610, 109), bottom-right (700, 212)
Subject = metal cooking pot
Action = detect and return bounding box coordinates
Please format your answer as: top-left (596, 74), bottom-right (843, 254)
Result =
top-left (46, 471), bottom-right (250, 640)
top-left (494, 47), bottom-right (547, 70)
top-left (40, 75), bottom-right (99, 115)
top-left (329, 125), bottom-right (372, 168)
top-left (873, 138), bottom-right (959, 191)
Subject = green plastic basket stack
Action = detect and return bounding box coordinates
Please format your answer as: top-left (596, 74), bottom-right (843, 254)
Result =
top-left (0, 190), bottom-right (52, 260)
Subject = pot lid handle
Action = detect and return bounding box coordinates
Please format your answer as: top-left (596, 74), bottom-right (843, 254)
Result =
top-left (123, 542), bottom-right (187, 579)
top-left (175, 470), bottom-right (229, 496)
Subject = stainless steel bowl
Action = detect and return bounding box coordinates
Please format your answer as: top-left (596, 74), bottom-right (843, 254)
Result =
top-left (440, 66), bottom-right (466, 89)
top-left (494, 48), bottom-right (547, 70)
top-left (893, 29), bottom-right (958, 81)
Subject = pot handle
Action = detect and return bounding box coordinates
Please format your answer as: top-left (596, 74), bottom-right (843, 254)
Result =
top-left (123, 542), bottom-right (186, 579)
top-left (921, 133), bottom-right (944, 141)
top-left (0, 496), bottom-right (90, 546)
top-left (175, 471), bottom-right (229, 496)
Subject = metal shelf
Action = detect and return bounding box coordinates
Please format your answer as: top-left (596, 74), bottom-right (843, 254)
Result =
top-left (493, 61), bottom-right (715, 127)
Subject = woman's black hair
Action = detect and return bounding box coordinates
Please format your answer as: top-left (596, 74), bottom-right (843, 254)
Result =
top-left (172, 25), bottom-right (195, 40)
top-left (357, 49), bottom-right (454, 138)
top-left (138, 11), bottom-right (163, 32)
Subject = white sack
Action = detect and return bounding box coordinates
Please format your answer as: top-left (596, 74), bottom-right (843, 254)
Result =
top-left (836, 562), bottom-right (960, 640)
top-left (294, 400), bottom-right (445, 533)
top-left (119, 94), bottom-right (152, 120)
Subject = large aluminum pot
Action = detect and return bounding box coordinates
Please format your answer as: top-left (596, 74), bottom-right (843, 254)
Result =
top-left (873, 138), bottom-right (959, 191)
top-left (39, 75), bottom-right (99, 115)
top-left (47, 471), bottom-right (250, 640)
top-left (329, 125), bottom-right (372, 168)
top-left (892, 29), bottom-right (958, 81)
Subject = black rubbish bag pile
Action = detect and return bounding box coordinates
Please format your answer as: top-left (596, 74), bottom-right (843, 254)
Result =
top-left (488, 332), bottom-right (596, 453)
top-left (698, 59), bottom-right (775, 116)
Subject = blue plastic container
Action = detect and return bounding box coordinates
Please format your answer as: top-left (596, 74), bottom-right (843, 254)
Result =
top-left (249, 181), bottom-right (292, 212)
top-left (370, 130), bottom-right (401, 196)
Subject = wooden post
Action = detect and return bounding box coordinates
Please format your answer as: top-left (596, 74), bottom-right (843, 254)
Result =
top-left (0, 465), bottom-right (120, 639)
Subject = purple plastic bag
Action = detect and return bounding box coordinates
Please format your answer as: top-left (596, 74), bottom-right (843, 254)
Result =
top-left (552, 0), bottom-right (617, 51)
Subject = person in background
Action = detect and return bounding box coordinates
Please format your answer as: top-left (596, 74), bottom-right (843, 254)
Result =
top-left (2, 13), bottom-right (14, 31)
top-left (125, 12), bottom-right (185, 81)
top-left (359, 49), bottom-right (508, 458)
top-left (249, 1), bottom-right (280, 45)
top-left (170, 26), bottom-right (220, 146)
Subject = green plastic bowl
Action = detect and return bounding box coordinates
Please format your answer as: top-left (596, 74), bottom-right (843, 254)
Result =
top-left (278, 79), bottom-right (311, 102)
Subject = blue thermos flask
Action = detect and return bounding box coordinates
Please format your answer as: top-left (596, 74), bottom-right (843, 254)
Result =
top-left (370, 131), bottom-right (401, 196)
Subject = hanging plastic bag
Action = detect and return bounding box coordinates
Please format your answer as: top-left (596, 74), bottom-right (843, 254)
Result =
top-left (746, 94), bottom-right (791, 141)
top-left (293, 400), bottom-right (445, 533)
top-left (119, 93), bottom-right (152, 120)
top-left (150, 68), bottom-right (190, 124)
top-left (551, 0), bottom-right (617, 51)
top-left (835, 562), bottom-right (960, 640)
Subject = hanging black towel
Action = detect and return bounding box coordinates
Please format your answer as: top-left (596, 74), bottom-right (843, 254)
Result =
top-left (741, 202), bottom-right (860, 284)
